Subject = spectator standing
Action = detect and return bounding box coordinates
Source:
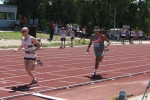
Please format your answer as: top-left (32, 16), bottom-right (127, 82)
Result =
top-left (65, 24), bottom-right (69, 36)
top-left (49, 21), bottom-right (55, 40)
top-left (54, 22), bottom-right (58, 34)
top-left (12, 21), bottom-right (17, 31)
top-left (72, 26), bottom-right (77, 37)
top-left (138, 29), bottom-right (143, 44)
top-left (22, 16), bottom-right (27, 27)
top-left (76, 26), bottom-right (80, 37)
top-left (59, 27), bottom-right (67, 48)
top-left (16, 18), bottom-right (20, 31)
top-left (130, 29), bottom-right (135, 44)
top-left (68, 23), bottom-right (72, 36)
top-left (58, 21), bottom-right (62, 33)
top-left (70, 29), bottom-right (75, 47)
top-left (29, 18), bottom-right (33, 26)
top-left (79, 27), bottom-right (87, 44)
top-left (34, 18), bottom-right (39, 28)
top-left (121, 29), bottom-right (126, 44)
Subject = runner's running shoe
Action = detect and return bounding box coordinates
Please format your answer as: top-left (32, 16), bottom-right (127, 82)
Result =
top-left (30, 79), bottom-right (37, 85)
top-left (37, 60), bottom-right (43, 66)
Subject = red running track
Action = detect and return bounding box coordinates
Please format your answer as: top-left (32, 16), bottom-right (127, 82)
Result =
top-left (0, 44), bottom-right (150, 99)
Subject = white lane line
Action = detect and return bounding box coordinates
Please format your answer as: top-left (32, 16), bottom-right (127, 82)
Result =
top-left (32, 93), bottom-right (67, 100)
top-left (1, 60), bottom-right (149, 82)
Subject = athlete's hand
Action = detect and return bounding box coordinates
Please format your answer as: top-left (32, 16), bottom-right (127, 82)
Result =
top-left (30, 51), bottom-right (35, 54)
top-left (13, 49), bottom-right (18, 52)
top-left (39, 47), bottom-right (43, 50)
top-left (105, 42), bottom-right (110, 48)
top-left (105, 46), bottom-right (108, 48)
top-left (86, 49), bottom-right (89, 53)
top-left (104, 48), bottom-right (109, 51)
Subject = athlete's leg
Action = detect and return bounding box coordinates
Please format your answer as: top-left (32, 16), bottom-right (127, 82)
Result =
top-left (31, 60), bottom-right (43, 70)
top-left (131, 37), bottom-right (134, 44)
top-left (122, 38), bottom-right (125, 44)
top-left (121, 38), bottom-right (123, 44)
top-left (24, 59), bottom-right (35, 79)
top-left (95, 55), bottom-right (104, 68)
top-left (71, 38), bottom-right (73, 47)
top-left (64, 39), bottom-right (66, 48)
top-left (24, 59), bottom-right (36, 80)
top-left (79, 35), bottom-right (82, 43)
top-left (25, 59), bottom-right (40, 84)
top-left (93, 56), bottom-right (103, 75)
top-left (60, 39), bottom-right (63, 48)
top-left (83, 37), bottom-right (85, 44)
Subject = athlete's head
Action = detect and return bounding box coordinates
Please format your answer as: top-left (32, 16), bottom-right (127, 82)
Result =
top-left (82, 28), bottom-right (86, 31)
top-left (21, 27), bottom-right (29, 36)
top-left (94, 26), bottom-right (100, 35)
top-left (62, 27), bottom-right (65, 30)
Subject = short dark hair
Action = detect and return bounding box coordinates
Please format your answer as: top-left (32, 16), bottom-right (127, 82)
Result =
top-left (94, 26), bottom-right (100, 30)
top-left (93, 26), bottom-right (101, 32)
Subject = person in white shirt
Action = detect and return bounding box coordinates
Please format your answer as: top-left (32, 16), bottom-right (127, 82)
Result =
top-left (59, 27), bottom-right (67, 48)
top-left (16, 19), bottom-right (20, 31)
top-left (138, 29), bottom-right (143, 44)
top-left (130, 29), bottom-right (135, 44)
top-left (121, 29), bottom-right (126, 44)
top-left (79, 27), bottom-right (87, 44)
top-left (13, 27), bottom-right (43, 85)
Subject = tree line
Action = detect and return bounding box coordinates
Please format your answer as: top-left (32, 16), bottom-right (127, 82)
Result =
top-left (1, 0), bottom-right (150, 35)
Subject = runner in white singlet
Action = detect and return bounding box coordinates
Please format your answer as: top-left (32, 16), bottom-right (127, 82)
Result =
top-left (13, 27), bottom-right (43, 85)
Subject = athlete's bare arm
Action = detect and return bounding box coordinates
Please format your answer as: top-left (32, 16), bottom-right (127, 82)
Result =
top-left (31, 38), bottom-right (42, 53)
top-left (14, 43), bottom-right (23, 52)
top-left (86, 37), bottom-right (92, 52)
top-left (102, 35), bottom-right (110, 48)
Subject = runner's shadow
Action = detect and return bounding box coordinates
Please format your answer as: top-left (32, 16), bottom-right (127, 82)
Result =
top-left (85, 74), bottom-right (107, 81)
top-left (5, 84), bottom-right (39, 92)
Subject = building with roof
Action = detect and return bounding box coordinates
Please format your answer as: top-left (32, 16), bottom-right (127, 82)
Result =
top-left (0, 4), bottom-right (17, 30)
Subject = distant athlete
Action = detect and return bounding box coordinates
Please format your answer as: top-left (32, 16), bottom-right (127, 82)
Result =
top-left (121, 29), bottom-right (126, 44)
top-left (86, 26), bottom-right (110, 75)
top-left (138, 29), bottom-right (143, 44)
top-left (70, 29), bottom-right (75, 47)
top-left (59, 27), bottom-right (67, 48)
top-left (14, 27), bottom-right (43, 85)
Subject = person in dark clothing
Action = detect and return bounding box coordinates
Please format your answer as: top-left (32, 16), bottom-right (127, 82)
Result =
top-left (49, 21), bottom-right (55, 40)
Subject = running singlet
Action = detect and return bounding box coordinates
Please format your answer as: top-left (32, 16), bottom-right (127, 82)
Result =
top-left (22, 36), bottom-right (36, 58)
top-left (91, 34), bottom-right (104, 53)
top-left (70, 31), bottom-right (75, 38)
top-left (130, 31), bottom-right (135, 36)
top-left (122, 31), bottom-right (126, 36)
top-left (82, 31), bottom-right (86, 34)
top-left (60, 30), bottom-right (66, 38)
top-left (139, 31), bottom-right (143, 36)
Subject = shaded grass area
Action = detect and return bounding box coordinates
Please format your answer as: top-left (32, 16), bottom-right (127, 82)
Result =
top-left (0, 32), bottom-right (90, 48)
top-left (0, 32), bottom-right (22, 39)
